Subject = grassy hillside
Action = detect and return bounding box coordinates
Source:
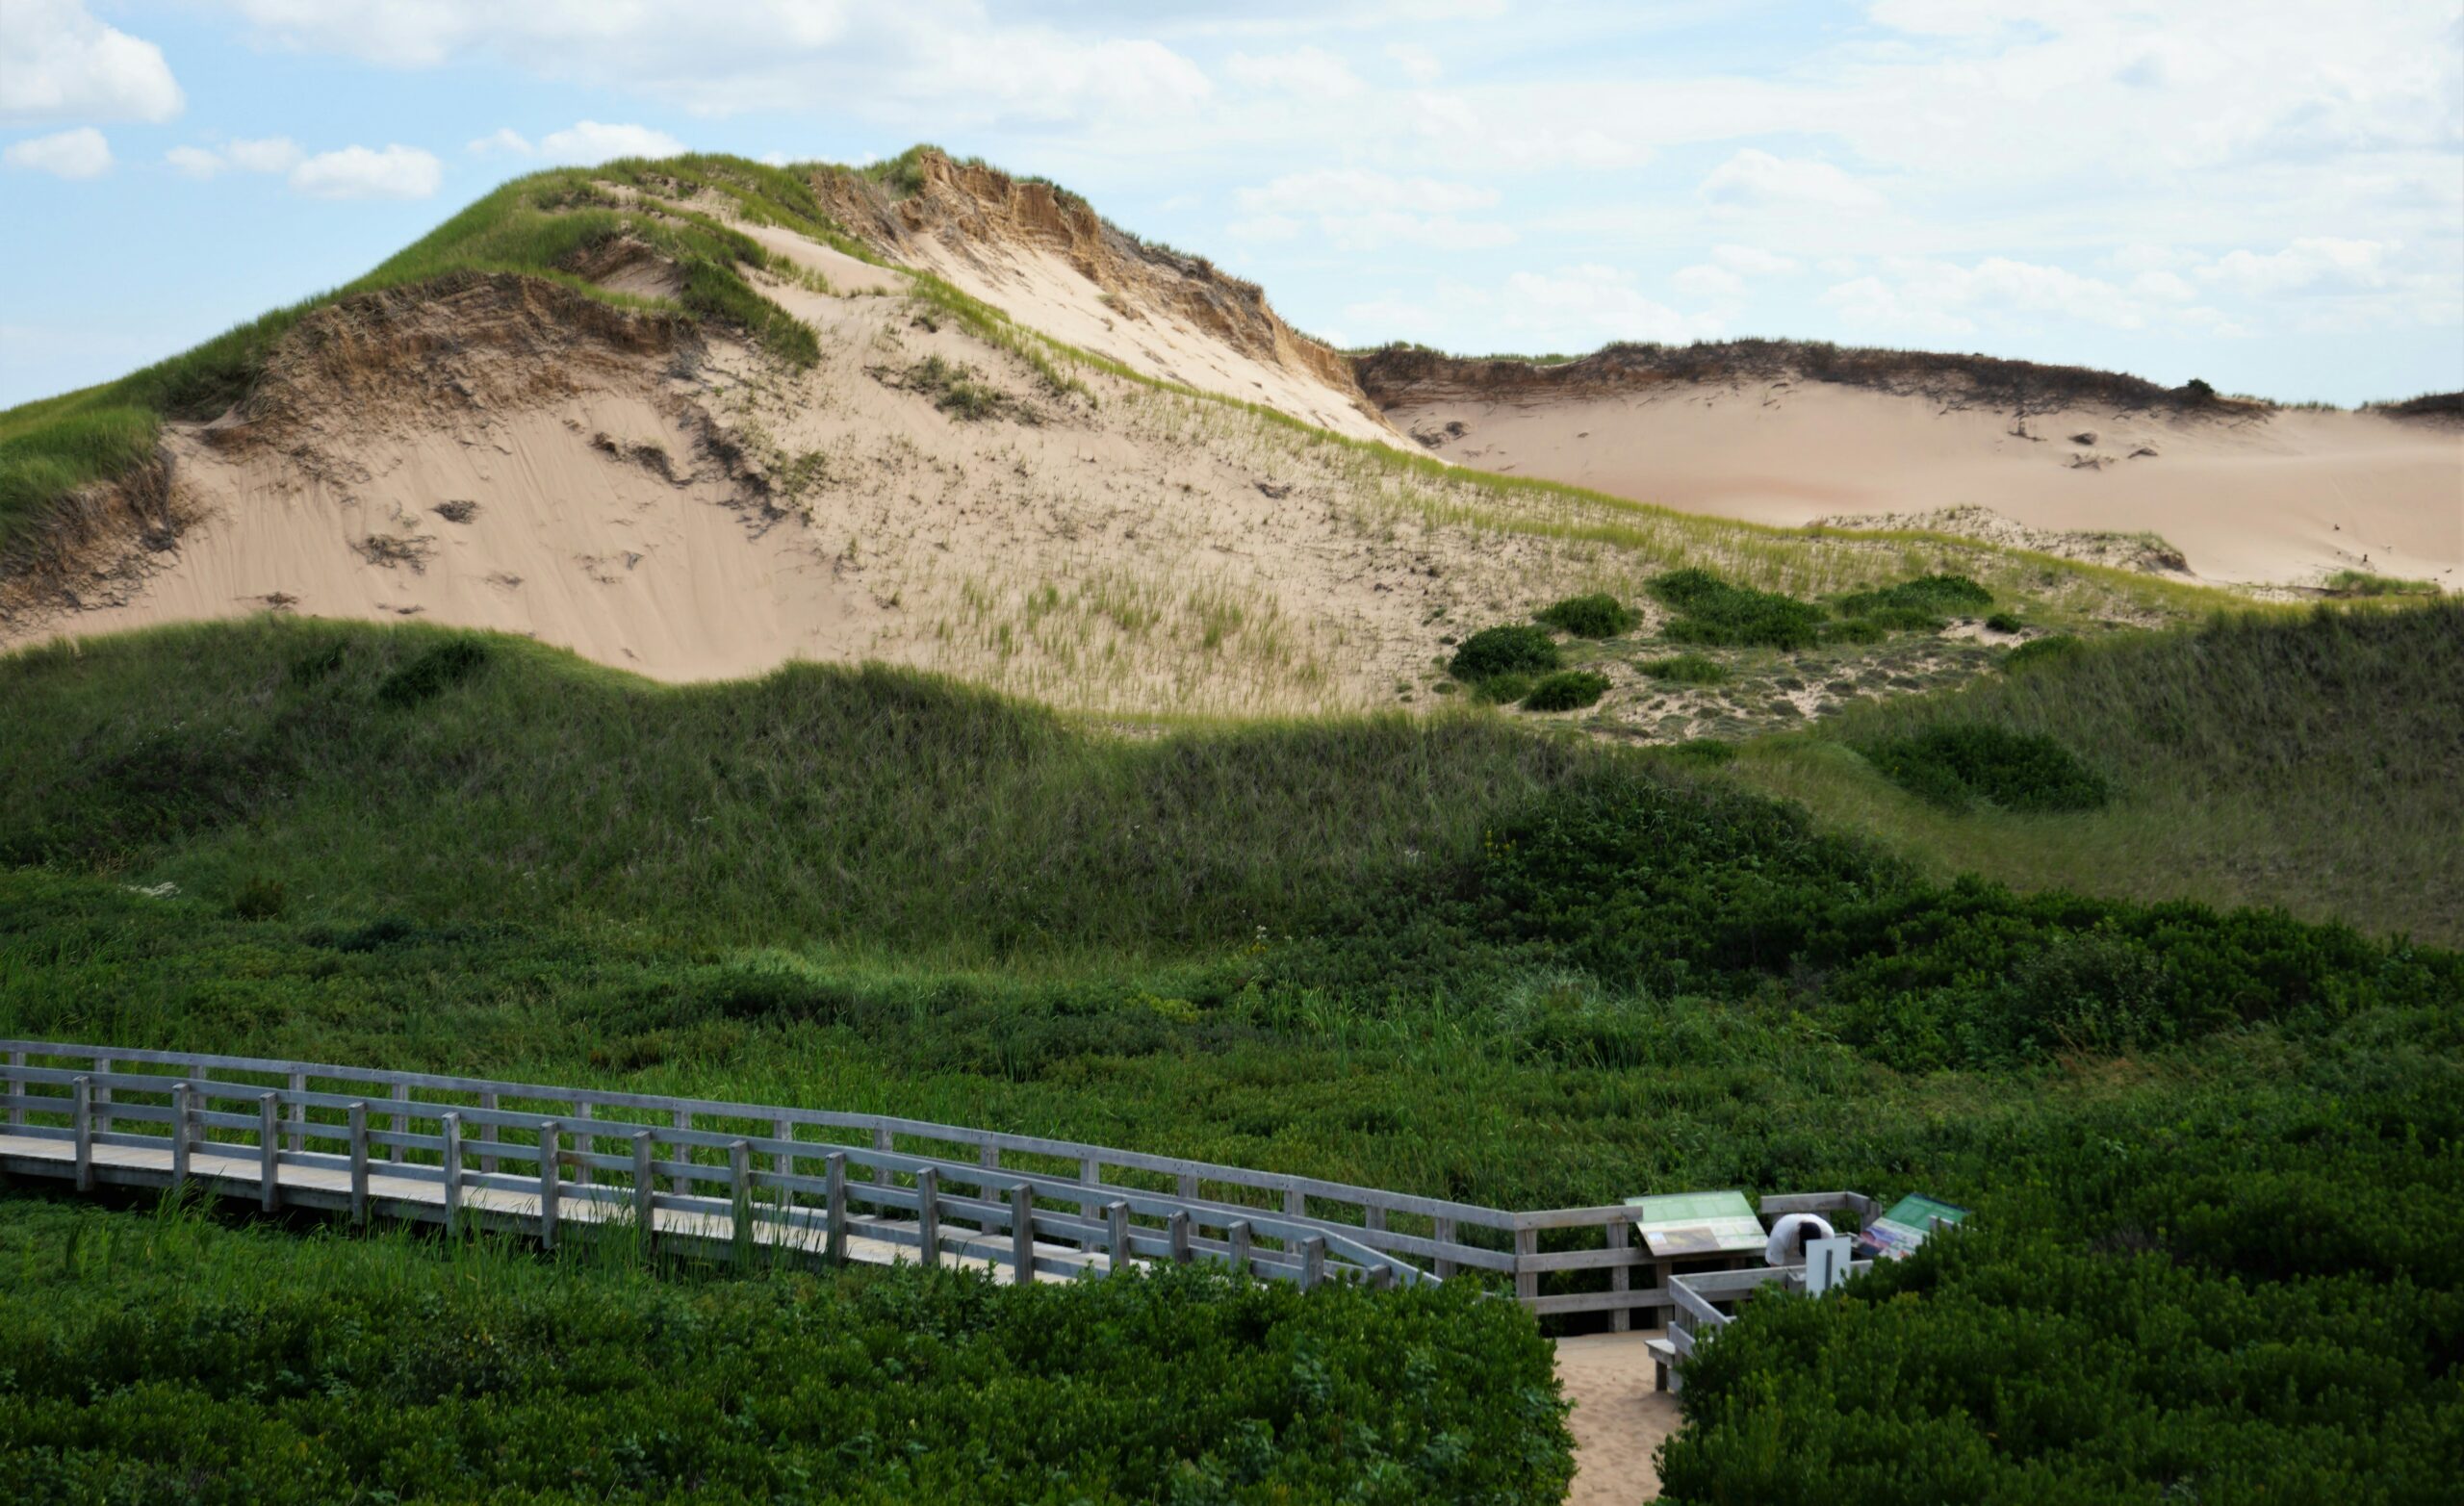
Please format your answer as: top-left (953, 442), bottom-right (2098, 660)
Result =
top-left (0, 154), bottom-right (858, 566)
top-left (4, 613), bottom-right (2458, 1496)
top-left (1722, 601), bottom-right (2464, 945)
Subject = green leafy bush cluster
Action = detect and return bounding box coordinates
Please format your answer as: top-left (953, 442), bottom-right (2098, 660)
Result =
top-left (1642, 653), bottom-right (1727, 683)
top-left (1662, 1069), bottom-right (2464, 1505)
top-left (2004, 633), bottom-right (2084, 671)
top-left (1649, 569), bottom-right (1829, 650)
top-left (0, 1201), bottom-right (1572, 1504)
top-left (1448, 625), bottom-right (1561, 682)
top-left (1522, 670), bottom-right (1610, 711)
top-left (1534, 593), bottom-right (1637, 638)
top-left (1263, 766), bottom-right (2459, 1069)
top-left (1860, 723), bottom-right (2111, 812)
top-left (1985, 610), bottom-right (2023, 633)
top-left (1835, 573), bottom-right (1992, 619)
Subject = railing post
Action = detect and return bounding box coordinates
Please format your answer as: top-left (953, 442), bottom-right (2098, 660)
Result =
top-left (774, 1116), bottom-right (795, 1177)
top-left (1514, 1226), bottom-right (1538, 1303)
top-left (92, 1055), bottom-right (112, 1141)
top-left (390, 1083), bottom-right (410, 1163)
top-left (824, 1151), bottom-right (849, 1265)
top-left (287, 1071), bottom-right (307, 1154)
top-left (480, 1090), bottom-right (500, 1174)
top-left (730, 1138), bottom-right (754, 1263)
top-left (1177, 1172), bottom-right (1198, 1201)
top-left (258, 1092), bottom-right (279, 1212)
top-left (1607, 1218), bottom-right (1631, 1332)
top-left (72, 1075), bottom-right (93, 1191)
top-left (632, 1132), bottom-right (656, 1254)
top-left (916, 1166), bottom-right (939, 1268)
top-left (441, 1112), bottom-right (463, 1228)
top-left (672, 1108), bottom-right (693, 1194)
top-left (1106, 1200), bottom-right (1130, 1275)
top-left (1010, 1182), bottom-right (1035, 1282)
top-left (1284, 1187), bottom-right (1305, 1220)
top-left (1168, 1210), bottom-right (1192, 1264)
top-left (170, 1082), bottom-right (192, 1192)
top-left (5, 1049), bottom-right (23, 1129)
top-left (347, 1101), bottom-right (369, 1225)
top-left (1434, 1217), bottom-right (1457, 1280)
top-left (872, 1125), bottom-right (894, 1188)
top-left (538, 1120), bottom-right (561, 1251)
top-left (1300, 1235), bottom-right (1326, 1291)
top-left (1078, 1156), bottom-right (1102, 1253)
top-left (1226, 1219), bottom-right (1252, 1277)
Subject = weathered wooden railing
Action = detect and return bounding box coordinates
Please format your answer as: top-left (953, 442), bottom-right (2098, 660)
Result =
top-left (1656, 1258), bottom-right (1878, 1391)
top-left (1, 1040), bottom-right (1871, 1322)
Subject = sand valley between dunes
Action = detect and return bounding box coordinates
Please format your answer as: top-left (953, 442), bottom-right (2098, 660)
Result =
top-left (1383, 382), bottom-right (2462, 592)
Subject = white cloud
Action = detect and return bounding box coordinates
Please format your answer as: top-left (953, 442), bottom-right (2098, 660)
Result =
top-left (2199, 238), bottom-right (2393, 297)
top-left (1672, 264), bottom-right (1747, 302)
top-left (1239, 169), bottom-right (1496, 217)
top-left (467, 127), bottom-right (533, 156)
top-left (228, 137), bottom-right (304, 173)
top-left (1234, 169), bottom-right (1509, 252)
top-left (289, 143), bottom-right (443, 200)
top-left (1711, 244), bottom-right (1801, 277)
top-left (0, 0), bottom-right (182, 125)
top-left (218, 2), bottom-right (1213, 128)
top-left (1701, 149), bottom-right (1884, 212)
top-left (1385, 43), bottom-right (1442, 86)
top-left (537, 120), bottom-right (686, 166)
top-left (6, 125), bottom-right (112, 179)
top-left (166, 144), bottom-right (225, 179)
top-left (1225, 46), bottom-right (1363, 96)
top-left (1492, 265), bottom-right (1722, 348)
top-left (1820, 254), bottom-right (2251, 337)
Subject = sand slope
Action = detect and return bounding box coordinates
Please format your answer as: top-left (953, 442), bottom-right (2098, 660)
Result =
top-left (1378, 380), bottom-right (2462, 591)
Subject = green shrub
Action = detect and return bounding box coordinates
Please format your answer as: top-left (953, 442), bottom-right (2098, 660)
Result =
top-left (1449, 625), bottom-right (1561, 681)
top-left (2323, 570), bottom-right (2437, 598)
top-left (1522, 671), bottom-right (1610, 711)
top-left (0, 1202), bottom-right (1576, 1504)
top-left (1474, 672), bottom-right (1536, 704)
top-left (230, 878), bottom-right (287, 922)
top-left (1835, 573), bottom-right (1992, 622)
top-left (1861, 724), bottom-right (2110, 812)
top-left (1641, 653), bottom-right (1727, 684)
top-left (375, 639), bottom-right (492, 708)
top-left (1985, 610), bottom-right (2023, 632)
top-left (1648, 570), bottom-right (1827, 650)
top-left (2004, 633), bottom-right (2083, 671)
top-left (1535, 593), bottom-right (1637, 638)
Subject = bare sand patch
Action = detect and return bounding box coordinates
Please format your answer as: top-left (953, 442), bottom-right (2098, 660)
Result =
top-left (1557, 1333), bottom-right (1681, 1503)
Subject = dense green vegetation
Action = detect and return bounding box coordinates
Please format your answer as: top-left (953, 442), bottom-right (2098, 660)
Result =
top-left (1522, 671), bottom-right (1611, 711)
top-left (1534, 593), bottom-right (1639, 638)
top-left (1449, 624), bottom-right (1562, 683)
top-left (1729, 601), bottom-right (2464, 946)
top-left (4, 608), bottom-right (2457, 1499)
top-left (1859, 724), bottom-right (2112, 812)
top-left (1650, 568), bottom-right (1832, 650)
top-left (0, 1199), bottom-right (1570, 1503)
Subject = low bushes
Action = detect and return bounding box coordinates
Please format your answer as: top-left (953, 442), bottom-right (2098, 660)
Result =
top-left (1535, 593), bottom-right (1638, 638)
top-left (0, 1200), bottom-right (1574, 1504)
top-left (1523, 670), bottom-right (1610, 711)
top-left (1449, 625), bottom-right (1561, 681)
top-left (1860, 724), bottom-right (2111, 812)
top-left (2004, 633), bottom-right (2083, 671)
top-left (1836, 573), bottom-right (1992, 619)
top-left (1649, 569), bottom-right (1828, 650)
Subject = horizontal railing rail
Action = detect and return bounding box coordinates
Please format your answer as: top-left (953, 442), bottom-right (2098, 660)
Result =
top-left (2, 1039), bottom-right (1877, 1323)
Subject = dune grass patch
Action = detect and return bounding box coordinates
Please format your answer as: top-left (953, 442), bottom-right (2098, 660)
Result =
top-left (1859, 724), bottom-right (2111, 813)
top-left (1521, 670), bottom-right (1611, 711)
top-left (1649, 569), bottom-right (1830, 650)
top-left (1448, 624), bottom-right (1561, 683)
top-left (1534, 592), bottom-right (1638, 638)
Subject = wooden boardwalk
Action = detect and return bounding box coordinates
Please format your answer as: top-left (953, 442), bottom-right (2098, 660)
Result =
top-left (2, 1038), bottom-right (1872, 1320)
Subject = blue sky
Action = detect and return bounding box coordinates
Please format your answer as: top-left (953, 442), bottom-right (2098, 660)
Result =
top-left (5, 1), bottom-right (2460, 408)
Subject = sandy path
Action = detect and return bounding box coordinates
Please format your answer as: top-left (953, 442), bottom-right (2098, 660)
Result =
top-left (1556, 1333), bottom-right (1681, 1503)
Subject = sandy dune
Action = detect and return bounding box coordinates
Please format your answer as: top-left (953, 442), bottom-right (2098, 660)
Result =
top-left (1382, 383), bottom-right (2462, 591)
